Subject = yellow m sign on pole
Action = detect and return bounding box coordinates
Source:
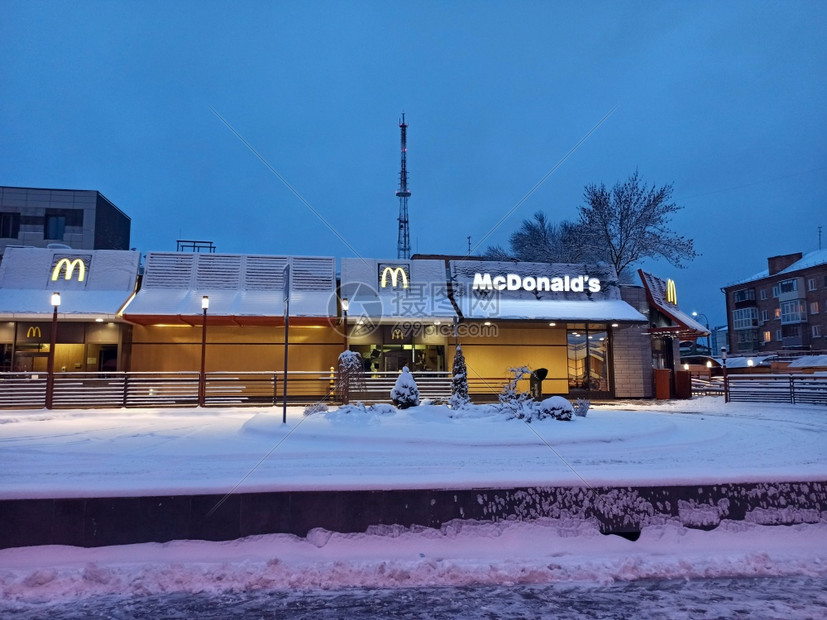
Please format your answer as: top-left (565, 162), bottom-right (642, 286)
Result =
top-left (666, 279), bottom-right (678, 305)
top-left (52, 258), bottom-right (87, 282)
top-left (380, 266), bottom-right (409, 289)
top-left (26, 326), bottom-right (42, 339)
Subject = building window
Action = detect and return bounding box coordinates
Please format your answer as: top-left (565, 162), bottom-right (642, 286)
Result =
top-left (763, 330), bottom-right (771, 342)
top-left (732, 307), bottom-right (758, 329)
top-left (736, 329), bottom-right (758, 346)
top-left (759, 289), bottom-right (768, 300)
top-left (782, 324), bottom-right (801, 339)
top-left (813, 325), bottom-right (822, 338)
top-left (779, 279), bottom-right (798, 294)
top-left (774, 307), bottom-right (781, 319)
top-left (780, 300), bottom-right (806, 324)
top-left (776, 329), bottom-right (782, 341)
top-left (733, 289), bottom-right (755, 303)
top-left (0, 212), bottom-right (20, 238)
top-left (811, 301), bottom-right (820, 315)
top-left (772, 284), bottom-right (779, 298)
top-left (808, 278), bottom-right (817, 291)
top-left (44, 214), bottom-right (66, 240)
top-left (760, 309), bottom-right (769, 322)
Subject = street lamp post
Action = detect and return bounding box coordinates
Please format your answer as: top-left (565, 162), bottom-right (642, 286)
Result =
top-left (341, 298), bottom-right (349, 351)
top-left (199, 295), bottom-right (209, 407)
top-left (45, 292), bottom-right (61, 409)
top-left (721, 346), bottom-right (728, 403)
top-left (692, 311), bottom-right (712, 355)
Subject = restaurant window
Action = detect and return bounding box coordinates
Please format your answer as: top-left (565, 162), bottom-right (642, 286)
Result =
top-left (567, 325), bottom-right (609, 393)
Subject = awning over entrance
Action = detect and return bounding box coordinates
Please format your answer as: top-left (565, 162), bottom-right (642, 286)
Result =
top-left (638, 269), bottom-right (709, 340)
top-left (122, 253), bottom-right (337, 326)
top-left (0, 247), bottom-right (140, 321)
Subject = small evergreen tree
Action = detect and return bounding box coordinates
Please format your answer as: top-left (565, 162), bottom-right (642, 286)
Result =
top-left (450, 346), bottom-right (470, 410)
top-left (391, 366), bottom-right (420, 409)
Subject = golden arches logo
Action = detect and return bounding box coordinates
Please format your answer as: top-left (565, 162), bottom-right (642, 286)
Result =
top-left (391, 328), bottom-right (404, 340)
top-left (52, 258), bottom-right (86, 282)
top-left (26, 326), bottom-right (42, 338)
top-left (666, 279), bottom-right (678, 305)
top-left (380, 266), bottom-right (409, 289)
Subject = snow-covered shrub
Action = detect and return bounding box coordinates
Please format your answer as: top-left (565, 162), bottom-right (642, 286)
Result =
top-left (496, 366), bottom-right (536, 420)
top-left (391, 366), bottom-right (420, 409)
top-left (303, 402), bottom-right (328, 416)
top-left (574, 398), bottom-right (590, 417)
top-left (336, 350), bottom-right (364, 404)
top-left (535, 396), bottom-right (574, 421)
top-left (336, 402), bottom-right (396, 416)
top-left (450, 345), bottom-right (470, 410)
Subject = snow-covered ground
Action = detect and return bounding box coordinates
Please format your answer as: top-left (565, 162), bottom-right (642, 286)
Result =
top-left (1, 397), bottom-right (825, 499)
top-left (1, 397), bottom-right (826, 609)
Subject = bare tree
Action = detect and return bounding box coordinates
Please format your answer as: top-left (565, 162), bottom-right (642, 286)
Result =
top-left (578, 171), bottom-right (697, 279)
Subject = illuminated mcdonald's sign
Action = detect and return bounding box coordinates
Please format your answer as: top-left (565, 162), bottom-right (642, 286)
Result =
top-left (391, 328), bottom-right (404, 340)
top-left (380, 266), bottom-right (409, 289)
top-left (26, 326), bottom-right (42, 339)
top-left (52, 258), bottom-right (87, 282)
top-left (666, 279), bottom-right (678, 305)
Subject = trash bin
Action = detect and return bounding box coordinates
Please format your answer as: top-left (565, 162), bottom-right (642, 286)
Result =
top-left (530, 368), bottom-right (548, 401)
top-left (674, 370), bottom-right (691, 399)
top-left (653, 368), bottom-right (672, 400)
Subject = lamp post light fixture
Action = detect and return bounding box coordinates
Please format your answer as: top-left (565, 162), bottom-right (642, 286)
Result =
top-left (199, 295), bottom-right (209, 407)
top-left (692, 311), bottom-right (712, 355)
top-left (45, 292), bottom-right (61, 409)
top-left (341, 297), bottom-right (349, 351)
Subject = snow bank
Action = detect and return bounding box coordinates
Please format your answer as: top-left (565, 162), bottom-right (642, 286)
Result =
top-left (1, 519), bottom-right (825, 603)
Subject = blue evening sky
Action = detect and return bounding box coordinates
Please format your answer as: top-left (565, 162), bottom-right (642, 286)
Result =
top-left (2, 1), bottom-right (825, 327)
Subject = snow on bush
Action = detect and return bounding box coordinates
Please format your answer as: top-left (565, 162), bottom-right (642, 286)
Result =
top-left (496, 367), bottom-right (575, 422)
top-left (337, 402), bottom-right (396, 416)
top-left (535, 396), bottom-right (573, 421)
top-left (573, 398), bottom-right (590, 417)
top-left (496, 366), bottom-right (536, 420)
top-left (450, 346), bottom-right (470, 410)
top-left (336, 350), bottom-right (365, 404)
top-left (303, 402), bottom-right (329, 416)
top-left (391, 366), bottom-right (420, 409)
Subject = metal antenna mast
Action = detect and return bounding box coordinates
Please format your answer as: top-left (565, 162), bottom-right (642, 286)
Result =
top-left (396, 113), bottom-right (411, 259)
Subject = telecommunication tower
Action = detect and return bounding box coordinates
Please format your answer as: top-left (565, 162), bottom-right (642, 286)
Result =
top-left (396, 113), bottom-right (411, 260)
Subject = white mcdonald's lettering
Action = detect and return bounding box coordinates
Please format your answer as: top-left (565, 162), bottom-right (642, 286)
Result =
top-left (52, 258), bottom-right (87, 282)
top-left (380, 266), bottom-right (409, 289)
top-left (666, 279), bottom-right (678, 305)
top-left (26, 326), bottom-right (42, 338)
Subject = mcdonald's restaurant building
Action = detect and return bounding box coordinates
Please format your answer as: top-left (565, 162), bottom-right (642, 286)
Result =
top-left (0, 247), bottom-right (139, 373)
top-left (0, 248), bottom-right (705, 400)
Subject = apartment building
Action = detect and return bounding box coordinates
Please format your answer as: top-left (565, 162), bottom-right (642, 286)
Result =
top-left (722, 250), bottom-right (827, 354)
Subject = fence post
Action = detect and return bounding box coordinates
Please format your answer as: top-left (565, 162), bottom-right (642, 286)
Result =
top-left (122, 373), bottom-right (129, 408)
top-left (790, 375), bottom-right (796, 405)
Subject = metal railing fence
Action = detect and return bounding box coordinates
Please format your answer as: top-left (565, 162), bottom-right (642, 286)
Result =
top-left (725, 374), bottom-right (827, 405)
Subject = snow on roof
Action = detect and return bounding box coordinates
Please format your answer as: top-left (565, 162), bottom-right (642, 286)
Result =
top-left (340, 258), bottom-right (647, 322)
top-left (787, 355), bottom-right (827, 369)
top-left (124, 253), bottom-right (336, 320)
top-left (340, 258), bottom-right (458, 321)
top-left (0, 247), bottom-right (139, 318)
top-left (638, 270), bottom-right (709, 338)
top-left (725, 249), bottom-right (827, 287)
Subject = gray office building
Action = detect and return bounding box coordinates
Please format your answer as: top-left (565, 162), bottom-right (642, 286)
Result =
top-left (0, 186), bottom-right (131, 257)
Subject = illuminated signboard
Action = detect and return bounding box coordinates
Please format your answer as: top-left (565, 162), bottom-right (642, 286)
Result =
top-left (666, 279), bottom-right (678, 305)
top-left (379, 265), bottom-right (409, 289)
top-left (51, 257), bottom-right (89, 282)
top-left (26, 326), bottom-right (42, 339)
top-left (472, 272), bottom-right (601, 293)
